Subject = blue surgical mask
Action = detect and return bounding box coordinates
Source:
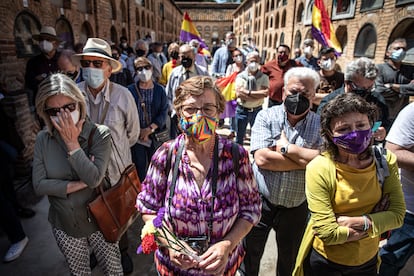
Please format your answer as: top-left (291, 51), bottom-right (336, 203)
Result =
top-left (390, 48), bottom-right (406, 62)
top-left (82, 67), bottom-right (105, 89)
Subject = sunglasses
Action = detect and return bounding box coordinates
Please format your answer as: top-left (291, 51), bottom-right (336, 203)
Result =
top-left (80, 59), bottom-right (106, 68)
top-left (136, 65), bottom-right (152, 71)
top-left (45, 103), bottom-right (77, 116)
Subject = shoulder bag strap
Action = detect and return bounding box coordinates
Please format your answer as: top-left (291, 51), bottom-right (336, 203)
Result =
top-left (167, 140), bottom-right (185, 232)
top-left (231, 142), bottom-right (240, 179)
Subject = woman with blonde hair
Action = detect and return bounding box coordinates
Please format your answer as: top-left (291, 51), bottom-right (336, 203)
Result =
top-left (33, 73), bottom-right (123, 275)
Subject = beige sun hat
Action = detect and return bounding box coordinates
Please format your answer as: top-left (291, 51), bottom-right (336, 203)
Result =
top-left (72, 38), bottom-right (122, 73)
top-left (32, 26), bottom-right (62, 42)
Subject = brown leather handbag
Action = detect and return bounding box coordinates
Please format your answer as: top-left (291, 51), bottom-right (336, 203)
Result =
top-left (88, 163), bottom-right (141, 242)
top-left (87, 125), bottom-right (141, 242)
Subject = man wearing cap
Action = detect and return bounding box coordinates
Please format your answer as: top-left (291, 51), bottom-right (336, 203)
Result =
top-left (295, 39), bottom-right (319, 71)
top-left (25, 26), bottom-right (61, 107)
top-left (73, 37), bottom-right (140, 273)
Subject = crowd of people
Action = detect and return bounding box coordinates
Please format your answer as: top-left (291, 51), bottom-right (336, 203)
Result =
top-left (1, 24), bottom-right (414, 276)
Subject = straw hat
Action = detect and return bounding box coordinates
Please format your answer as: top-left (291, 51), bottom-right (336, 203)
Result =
top-left (72, 38), bottom-right (122, 73)
top-left (32, 26), bottom-right (62, 42)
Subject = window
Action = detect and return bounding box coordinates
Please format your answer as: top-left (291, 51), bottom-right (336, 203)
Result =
top-left (354, 24), bottom-right (376, 58)
top-left (332, 0), bottom-right (356, 20)
top-left (14, 11), bottom-right (41, 58)
top-left (56, 16), bottom-right (74, 49)
top-left (281, 10), bottom-right (286, 28)
top-left (303, 0), bottom-right (313, 25)
top-left (294, 30), bottom-right (302, 49)
top-left (396, 0), bottom-right (414, 6)
top-left (297, 3), bottom-right (304, 23)
top-left (80, 21), bottom-right (94, 44)
top-left (280, 32), bottom-right (285, 44)
top-left (109, 0), bottom-right (117, 20)
top-left (360, 0), bottom-right (384, 12)
top-left (121, 0), bottom-right (127, 23)
top-left (110, 26), bottom-right (117, 45)
top-left (78, 0), bottom-right (92, 14)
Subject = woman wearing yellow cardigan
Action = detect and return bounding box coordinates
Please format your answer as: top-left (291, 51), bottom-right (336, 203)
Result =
top-left (293, 93), bottom-right (405, 276)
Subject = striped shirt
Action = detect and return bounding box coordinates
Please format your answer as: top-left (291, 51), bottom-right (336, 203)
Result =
top-left (250, 105), bottom-right (322, 207)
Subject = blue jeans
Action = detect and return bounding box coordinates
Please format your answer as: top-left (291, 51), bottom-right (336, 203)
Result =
top-left (235, 105), bottom-right (261, 145)
top-left (379, 212), bottom-right (414, 275)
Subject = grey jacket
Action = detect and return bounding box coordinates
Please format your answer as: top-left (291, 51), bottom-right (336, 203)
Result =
top-left (33, 118), bottom-right (111, 237)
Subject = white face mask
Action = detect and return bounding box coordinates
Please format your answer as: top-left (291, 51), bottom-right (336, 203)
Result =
top-left (320, 58), bottom-right (336, 71)
top-left (137, 69), bottom-right (152, 82)
top-left (50, 109), bottom-right (80, 125)
top-left (82, 67), bottom-right (105, 89)
top-left (304, 46), bottom-right (313, 55)
top-left (39, 40), bottom-right (54, 53)
top-left (234, 56), bottom-right (243, 63)
top-left (122, 42), bottom-right (127, 48)
top-left (248, 61), bottom-right (259, 73)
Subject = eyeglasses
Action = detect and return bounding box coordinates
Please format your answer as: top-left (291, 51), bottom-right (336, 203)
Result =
top-left (182, 104), bottom-right (218, 117)
top-left (136, 65), bottom-right (152, 71)
top-left (233, 54), bottom-right (243, 58)
top-left (80, 59), bottom-right (106, 68)
top-left (44, 103), bottom-right (77, 116)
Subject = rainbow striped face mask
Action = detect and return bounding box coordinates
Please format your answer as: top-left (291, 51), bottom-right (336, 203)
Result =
top-left (179, 114), bottom-right (218, 144)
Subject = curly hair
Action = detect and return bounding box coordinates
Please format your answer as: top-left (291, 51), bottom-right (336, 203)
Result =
top-left (173, 76), bottom-right (225, 117)
top-left (320, 93), bottom-right (378, 158)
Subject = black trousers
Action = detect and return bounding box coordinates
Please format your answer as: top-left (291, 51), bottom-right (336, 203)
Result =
top-left (0, 142), bottom-right (26, 244)
top-left (308, 248), bottom-right (377, 276)
top-left (239, 197), bottom-right (308, 276)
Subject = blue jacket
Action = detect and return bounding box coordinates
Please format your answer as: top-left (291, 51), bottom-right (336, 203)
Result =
top-left (127, 81), bottom-right (168, 130)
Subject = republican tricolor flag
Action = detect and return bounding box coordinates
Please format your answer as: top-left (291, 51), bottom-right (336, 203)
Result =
top-left (311, 0), bottom-right (342, 55)
top-left (180, 12), bottom-right (208, 49)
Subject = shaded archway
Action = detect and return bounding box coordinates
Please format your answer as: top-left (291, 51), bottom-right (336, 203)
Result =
top-left (110, 26), bottom-right (118, 44)
top-left (14, 10), bottom-right (41, 58)
top-left (56, 16), bottom-right (74, 49)
top-left (294, 30), bottom-right (302, 49)
top-left (354, 23), bottom-right (377, 58)
top-left (80, 21), bottom-right (94, 44)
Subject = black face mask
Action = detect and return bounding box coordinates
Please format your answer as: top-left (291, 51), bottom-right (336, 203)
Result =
top-left (136, 49), bottom-right (146, 57)
top-left (284, 93), bottom-right (310, 115)
top-left (170, 51), bottom-right (179, 60)
top-left (65, 71), bottom-right (78, 81)
top-left (112, 54), bottom-right (119, 60)
top-left (181, 57), bottom-right (193, 68)
top-left (351, 89), bottom-right (370, 98)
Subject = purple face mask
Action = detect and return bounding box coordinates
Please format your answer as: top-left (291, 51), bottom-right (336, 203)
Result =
top-left (332, 129), bottom-right (372, 154)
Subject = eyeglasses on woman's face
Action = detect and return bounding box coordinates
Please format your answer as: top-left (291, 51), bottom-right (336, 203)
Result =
top-left (45, 102), bottom-right (77, 116)
top-left (136, 65), bottom-right (152, 71)
top-left (182, 104), bottom-right (218, 117)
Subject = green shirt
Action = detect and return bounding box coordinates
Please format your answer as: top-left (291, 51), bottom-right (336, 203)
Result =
top-left (33, 118), bottom-right (111, 238)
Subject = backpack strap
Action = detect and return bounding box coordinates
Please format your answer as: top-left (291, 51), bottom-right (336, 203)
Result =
top-left (373, 145), bottom-right (390, 189)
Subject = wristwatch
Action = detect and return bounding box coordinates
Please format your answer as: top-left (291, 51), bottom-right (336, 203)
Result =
top-left (280, 143), bottom-right (290, 155)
